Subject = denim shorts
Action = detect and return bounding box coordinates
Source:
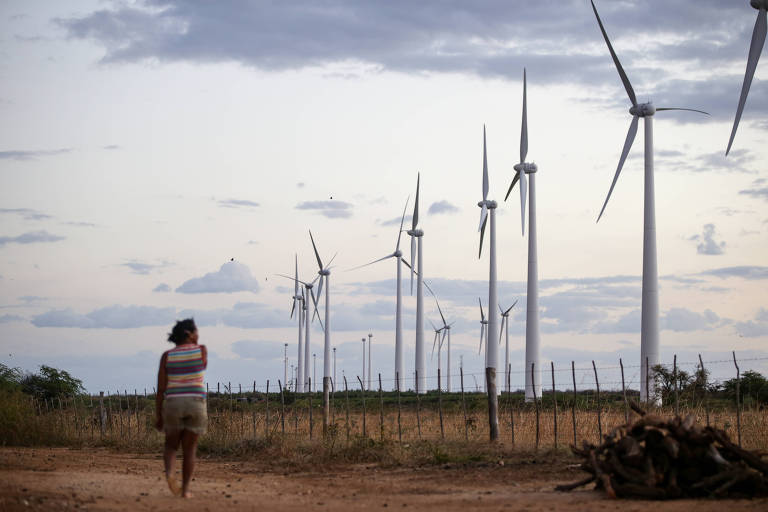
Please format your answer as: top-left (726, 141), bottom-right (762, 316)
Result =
top-left (163, 397), bottom-right (208, 435)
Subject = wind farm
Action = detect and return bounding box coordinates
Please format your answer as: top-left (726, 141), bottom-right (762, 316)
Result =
top-left (2, 0), bottom-right (768, 508)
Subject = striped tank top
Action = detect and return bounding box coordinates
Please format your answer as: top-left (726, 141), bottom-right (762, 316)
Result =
top-left (165, 344), bottom-right (207, 399)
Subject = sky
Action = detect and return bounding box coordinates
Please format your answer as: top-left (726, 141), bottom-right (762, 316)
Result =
top-left (1, 0), bottom-right (766, 394)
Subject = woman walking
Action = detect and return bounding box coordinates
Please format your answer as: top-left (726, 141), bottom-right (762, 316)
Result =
top-left (155, 318), bottom-right (207, 498)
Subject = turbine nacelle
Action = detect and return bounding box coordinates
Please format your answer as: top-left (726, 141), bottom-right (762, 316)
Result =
top-left (513, 162), bottom-right (537, 174)
top-left (319, 269), bottom-right (330, 276)
top-left (394, 249), bottom-right (403, 258)
top-left (407, 229), bottom-right (424, 237)
top-left (751, 0), bottom-right (768, 10)
top-left (477, 199), bottom-right (497, 209)
top-left (629, 102), bottom-right (656, 117)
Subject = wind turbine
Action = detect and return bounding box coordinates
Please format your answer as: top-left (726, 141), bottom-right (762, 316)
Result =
top-left (289, 254), bottom-right (305, 393)
top-left (477, 125), bottom-right (499, 440)
top-left (406, 174), bottom-right (426, 394)
top-left (498, 301), bottom-right (517, 393)
top-left (504, 68), bottom-right (542, 402)
top-left (429, 320), bottom-right (445, 391)
top-left (432, 295), bottom-right (454, 392)
top-left (727, 0), bottom-right (767, 155)
top-left (477, 298), bottom-right (488, 393)
top-left (309, 230), bottom-right (336, 433)
top-left (348, 198), bottom-right (409, 389)
top-left (589, 0), bottom-right (708, 403)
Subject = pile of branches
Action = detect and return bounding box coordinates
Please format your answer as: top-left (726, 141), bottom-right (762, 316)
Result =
top-left (556, 404), bottom-right (768, 499)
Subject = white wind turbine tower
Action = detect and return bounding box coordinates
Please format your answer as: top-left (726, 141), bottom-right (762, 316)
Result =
top-left (349, 197), bottom-right (409, 390)
top-left (476, 126), bottom-right (500, 440)
top-left (589, 0), bottom-right (708, 402)
top-left (429, 320), bottom-right (445, 391)
top-left (309, 230), bottom-right (336, 433)
top-left (289, 255), bottom-right (305, 393)
top-left (367, 333), bottom-right (373, 391)
top-left (477, 298), bottom-right (488, 393)
top-left (433, 295), bottom-right (454, 392)
top-left (504, 68), bottom-right (541, 402)
top-left (727, 0), bottom-right (767, 155)
top-left (406, 174), bottom-right (426, 394)
top-left (498, 301), bottom-right (517, 393)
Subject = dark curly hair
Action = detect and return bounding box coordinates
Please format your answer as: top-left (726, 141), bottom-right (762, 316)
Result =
top-left (168, 318), bottom-right (197, 344)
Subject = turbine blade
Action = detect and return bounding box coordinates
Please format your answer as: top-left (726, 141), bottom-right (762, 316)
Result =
top-left (505, 300), bottom-right (518, 315)
top-left (597, 114), bottom-right (638, 222)
top-left (275, 273), bottom-right (308, 286)
top-left (478, 203), bottom-right (488, 232)
top-left (348, 253), bottom-right (395, 271)
top-left (479, 324), bottom-right (485, 354)
top-left (294, 254), bottom-right (299, 296)
top-left (423, 279), bottom-right (435, 297)
top-left (505, 172), bottom-right (520, 202)
top-left (435, 297), bottom-right (446, 326)
top-left (429, 319), bottom-right (437, 332)
top-left (290, 299), bottom-right (296, 319)
top-left (410, 236), bottom-right (416, 295)
top-left (521, 68), bottom-right (528, 163)
top-left (590, 0), bottom-right (637, 106)
top-left (478, 297), bottom-right (485, 321)
top-left (478, 212), bottom-right (488, 259)
top-left (309, 230), bottom-right (324, 270)
top-left (498, 304), bottom-right (504, 314)
top-left (482, 125), bottom-right (489, 201)
top-left (727, 8), bottom-right (766, 156)
top-left (656, 107), bottom-right (710, 116)
top-left (441, 329), bottom-right (447, 346)
top-left (520, 167), bottom-right (528, 236)
top-left (317, 274), bottom-right (324, 299)
top-left (498, 317), bottom-right (506, 345)
top-left (432, 331), bottom-right (438, 358)
top-left (326, 252), bottom-right (339, 268)
top-left (395, 196), bottom-right (409, 251)
top-left (412, 173), bottom-right (420, 229)
top-left (310, 288), bottom-right (323, 325)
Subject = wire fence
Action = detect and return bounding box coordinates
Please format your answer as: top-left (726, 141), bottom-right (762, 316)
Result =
top-left (25, 353), bottom-right (768, 452)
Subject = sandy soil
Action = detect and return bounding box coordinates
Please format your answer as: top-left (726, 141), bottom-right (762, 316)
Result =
top-left (1, 447), bottom-right (767, 511)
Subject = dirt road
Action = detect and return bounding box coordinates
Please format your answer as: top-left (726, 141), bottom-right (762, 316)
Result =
top-left (1, 447), bottom-right (766, 511)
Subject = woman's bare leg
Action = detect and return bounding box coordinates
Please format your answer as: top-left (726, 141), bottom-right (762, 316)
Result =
top-left (180, 430), bottom-right (199, 498)
top-left (164, 431), bottom-right (182, 495)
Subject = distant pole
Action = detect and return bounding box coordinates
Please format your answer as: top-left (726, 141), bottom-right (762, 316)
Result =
top-left (313, 353), bottom-right (317, 393)
top-left (368, 333), bottom-right (373, 391)
top-left (333, 347), bottom-right (337, 390)
top-left (733, 351), bottom-right (741, 447)
top-left (571, 361), bottom-right (577, 447)
top-left (673, 354), bottom-right (679, 416)
top-left (361, 338), bottom-right (366, 390)
top-left (284, 343), bottom-right (288, 389)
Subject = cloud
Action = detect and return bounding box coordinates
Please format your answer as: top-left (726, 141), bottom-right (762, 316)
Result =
top-left (739, 178), bottom-right (768, 201)
top-left (699, 266), bottom-right (768, 280)
top-left (295, 200), bottom-right (353, 219)
top-left (735, 308), bottom-right (768, 338)
top-left (176, 261), bottom-right (261, 294)
top-left (32, 305), bottom-right (175, 329)
top-left (379, 214), bottom-right (412, 227)
top-left (0, 208), bottom-right (52, 221)
top-left (0, 230), bottom-right (65, 247)
top-left (662, 308), bottom-right (721, 332)
top-left (297, 182), bottom-right (305, 188)
top-left (183, 302), bottom-right (292, 329)
top-left (18, 296), bottom-right (46, 304)
top-left (689, 223), bottom-right (725, 255)
top-left (217, 198), bottom-right (260, 209)
top-left (231, 340), bottom-right (287, 360)
top-left (0, 314), bottom-right (24, 324)
top-left (428, 200), bottom-right (459, 215)
top-left (0, 148), bottom-right (72, 160)
top-left (102, 144), bottom-right (120, 150)
top-left (63, 221), bottom-right (98, 227)
top-left (120, 260), bottom-right (172, 275)
top-left (153, 283), bottom-right (171, 292)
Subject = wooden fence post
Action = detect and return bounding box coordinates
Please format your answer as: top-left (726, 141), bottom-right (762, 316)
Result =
top-left (571, 362), bottom-right (577, 447)
top-left (344, 376), bottom-right (350, 442)
top-left (532, 362), bottom-right (539, 451)
top-left (620, 358), bottom-right (629, 423)
top-left (733, 351), bottom-right (741, 447)
top-left (460, 367), bottom-right (468, 441)
top-left (278, 380), bottom-right (285, 436)
top-left (265, 380), bottom-right (270, 438)
top-left (438, 368), bottom-right (445, 440)
top-left (508, 366), bottom-right (514, 446)
top-left (396, 372), bottom-right (402, 443)
top-left (357, 376), bottom-right (366, 438)
top-left (415, 370), bottom-right (422, 439)
top-left (117, 391), bottom-right (124, 438)
top-left (674, 354), bottom-right (679, 416)
top-left (592, 361), bottom-right (602, 441)
top-left (378, 373), bottom-right (384, 442)
top-left (308, 377), bottom-right (313, 440)
top-left (98, 391), bottom-right (105, 439)
top-left (135, 390), bottom-right (140, 436)
top-left (698, 355), bottom-right (709, 427)
top-left (551, 362), bottom-right (557, 451)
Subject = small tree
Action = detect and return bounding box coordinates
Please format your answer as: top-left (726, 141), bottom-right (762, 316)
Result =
top-left (651, 364), bottom-right (692, 406)
top-left (722, 370), bottom-right (768, 406)
top-left (0, 363), bottom-right (22, 392)
top-left (20, 365), bottom-right (85, 400)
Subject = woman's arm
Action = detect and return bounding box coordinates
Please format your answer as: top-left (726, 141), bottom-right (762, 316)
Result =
top-left (201, 344), bottom-right (207, 369)
top-left (155, 352), bottom-right (168, 430)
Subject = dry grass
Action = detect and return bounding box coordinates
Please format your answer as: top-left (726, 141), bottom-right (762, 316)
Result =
top-left (13, 393), bottom-right (767, 463)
